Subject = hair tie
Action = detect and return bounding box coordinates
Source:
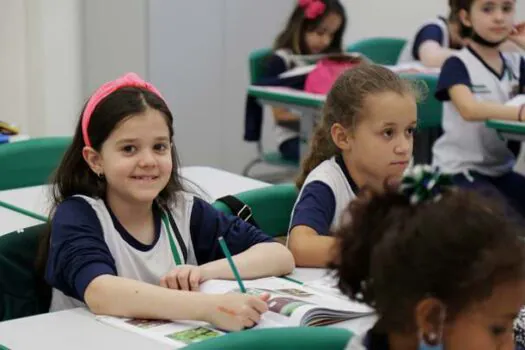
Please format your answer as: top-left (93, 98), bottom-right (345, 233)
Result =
top-left (399, 165), bottom-right (453, 205)
top-left (81, 72), bottom-right (165, 148)
top-left (298, 0), bottom-right (326, 19)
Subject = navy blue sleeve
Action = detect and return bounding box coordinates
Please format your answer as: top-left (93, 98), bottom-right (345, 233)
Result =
top-left (259, 54), bottom-right (287, 80)
top-left (412, 24), bottom-right (445, 60)
top-left (289, 181), bottom-right (336, 236)
top-left (520, 57), bottom-right (525, 94)
top-left (46, 197), bottom-right (117, 302)
top-left (189, 197), bottom-right (274, 265)
top-left (435, 56), bottom-right (472, 101)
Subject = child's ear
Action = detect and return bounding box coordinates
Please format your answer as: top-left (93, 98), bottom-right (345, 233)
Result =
top-left (415, 298), bottom-right (446, 345)
top-left (82, 146), bottom-right (104, 176)
top-left (330, 123), bottom-right (352, 151)
top-left (459, 9), bottom-right (472, 29)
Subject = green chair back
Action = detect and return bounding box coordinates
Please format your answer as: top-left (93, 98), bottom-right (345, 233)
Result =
top-left (249, 48), bottom-right (274, 84)
top-left (346, 37), bottom-right (406, 66)
top-left (184, 327), bottom-right (353, 350)
top-left (0, 137), bottom-right (71, 190)
top-left (213, 184), bottom-right (298, 237)
top-left (0, 223), bottom-right (51, 321)
top-left (400, 73), bottom-right (443, 164)
top-left (400, 73), bottom-right (442, 130)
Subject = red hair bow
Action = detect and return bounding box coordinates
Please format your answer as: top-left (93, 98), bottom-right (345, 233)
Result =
top-left (298, 0), bottom-right (326, 19)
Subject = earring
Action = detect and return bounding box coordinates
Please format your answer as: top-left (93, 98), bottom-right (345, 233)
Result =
top-left (97, 172), bottom-right (105, 180)
top-left (418, 332), bottom-right (443, 350)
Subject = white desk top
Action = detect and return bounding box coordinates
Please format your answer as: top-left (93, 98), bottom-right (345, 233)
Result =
top-left (0, 308), bottom-right (173, 350)
top-left (0, 166), bottom-right (269, 235)
top-left (0, 206), bottom-right (43, 235)
top-left (0, 268), bottom-right (376, 350)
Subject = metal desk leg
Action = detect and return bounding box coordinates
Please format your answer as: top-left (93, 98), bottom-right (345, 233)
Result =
top-left (299, 111), bottom-right (316, 160)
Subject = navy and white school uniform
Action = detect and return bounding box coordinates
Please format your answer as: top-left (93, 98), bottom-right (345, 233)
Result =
top-left (432, 45), bottom-right (525, 219)
top-left (288, 155), bottom-right (358, 238)
top-left (260, 49), bottom-right (309, 161)
top-left (397, 17), bottom-right (450, 64)
top-left (46, 192), bottom-right (274, 311)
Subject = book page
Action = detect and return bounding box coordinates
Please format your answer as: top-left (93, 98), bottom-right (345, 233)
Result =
top-left (201, 277), bottom-right (373, 327)
top-left (96, 316), bottom-right (223, 348)
top-left (506, 94), bottom-right (525, 107)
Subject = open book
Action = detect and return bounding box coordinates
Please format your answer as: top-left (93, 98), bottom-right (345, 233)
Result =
top-left (279, 52), bottom-right (366, 79)
top-left (506, 94), bottom-right (525, 107)
top-left (96, 276), bottom-right (374, 348)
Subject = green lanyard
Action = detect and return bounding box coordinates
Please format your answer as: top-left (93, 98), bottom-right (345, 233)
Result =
top-left (161, 212), bottom-right (182, 266)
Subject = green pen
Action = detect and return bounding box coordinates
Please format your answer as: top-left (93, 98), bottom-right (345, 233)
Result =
top-left (218, 236), bottom-right (246, 293)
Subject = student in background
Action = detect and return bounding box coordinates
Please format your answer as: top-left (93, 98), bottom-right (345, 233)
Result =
top-left (334, 166), bottom-right (525, 350)
top-left (432, 0), bottom-right (525, 221)
top-left (398, 0), bottom-right (465, 67)
top-left (287, 65), bottom-right (419, 267)
top-left (40, 73), bottom-right (294, 332)
top-left (260, 0), bottom-right (346, 162)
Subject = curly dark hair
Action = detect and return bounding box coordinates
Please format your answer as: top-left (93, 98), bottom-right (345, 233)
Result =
top-left (331, 187), bottom-right (525, 333)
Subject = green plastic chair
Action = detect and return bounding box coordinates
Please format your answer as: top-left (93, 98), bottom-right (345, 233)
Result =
top-left (400, 73), bottom-right (443, 165)
top-left (184, 327), bottom-right (353, 350)
top-left (213, 183), bottom-right (298, 238)
top-left (0, 137), bottom-right (71, 190)
top-left (244, 48), bottom-right (300, 177)
top-left (346, 37), bottom-right (407, 66)
top-left (0, 223), bottom-right (51, 321)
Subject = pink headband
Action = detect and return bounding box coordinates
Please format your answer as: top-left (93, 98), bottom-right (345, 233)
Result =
top-left (298, 0), bottom-right (326, 19)
top-left (81, 72), bottom-right (165, 148)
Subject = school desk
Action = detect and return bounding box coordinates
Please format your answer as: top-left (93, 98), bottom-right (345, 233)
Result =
top-left (247, 85), bottom-right (325, 158)
top-left (248, 65), bottom-right (440, 160)
top-left (0, 166), bottom-right (270, 236)
top-left (486, 119), bottom-right (525, 142)
top-left (0, 206), bottom-right (43, 236)
top-left (0, 268), bottom-right (377, 350)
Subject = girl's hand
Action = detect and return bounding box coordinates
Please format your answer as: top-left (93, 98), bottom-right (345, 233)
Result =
top-left (509, 22), bottom-right (525, 49)
top-left (204, 293), bottom-right (270, 331)
top-left (160, 265), bottom-right (208, 291)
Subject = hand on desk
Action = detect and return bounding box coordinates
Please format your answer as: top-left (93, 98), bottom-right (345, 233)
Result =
top-left (160, 265), bottom-right (208, 291)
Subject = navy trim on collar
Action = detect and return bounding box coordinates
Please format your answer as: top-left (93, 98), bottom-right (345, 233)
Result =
top-left (467, 45), bottom-right (508, 80)
top-left (106, 202), bottom-right (162, 251)
top-left (335, 154), bottom-right (359, 194)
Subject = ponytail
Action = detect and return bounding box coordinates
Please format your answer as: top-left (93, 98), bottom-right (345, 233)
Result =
top-left (295, 121), bottom-right (339, 188)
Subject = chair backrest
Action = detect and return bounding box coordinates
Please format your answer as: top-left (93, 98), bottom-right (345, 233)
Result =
top-left (0, 223), bottom-right (51, 321)
top-left (212, 183), bottom-right (298, 237)
top-left (346, 37), bottom-right (407, 66)
top-left (0, 137), bottom-right (71, 190)
top-left (184, 327), bottom-right (353, 350)
top-left (249, 48), bottom-right (274, 84)
top-left (400, 73), bottom-right (442, 129)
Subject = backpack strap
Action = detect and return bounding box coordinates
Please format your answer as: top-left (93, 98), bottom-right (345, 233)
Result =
top-left (216, 195), bottom-right (260, 228)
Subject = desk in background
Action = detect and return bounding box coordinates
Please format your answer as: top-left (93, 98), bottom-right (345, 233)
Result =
top-left (0, 166), bottom-right (269, 235)
top-left (247, 86), bottom-right (325, 158)
top-left (486, 119), bottom-right (525, 142)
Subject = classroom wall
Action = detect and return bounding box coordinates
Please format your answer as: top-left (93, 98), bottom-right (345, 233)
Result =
top-left (148, 0), bottom-right (294, 171)
top-left (0, 0), bottom-right (81, 137)
top-left (82, 0), bottom-right (148, 96)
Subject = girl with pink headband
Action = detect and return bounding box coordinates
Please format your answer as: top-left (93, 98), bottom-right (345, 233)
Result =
top-left (39, 72), bottom-right (294, 331)
top-left (259, 0), bottom-right (347, 162)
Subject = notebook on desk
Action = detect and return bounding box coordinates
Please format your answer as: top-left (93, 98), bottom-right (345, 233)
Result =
top-left (96, 277), bottom-right (374, 348)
